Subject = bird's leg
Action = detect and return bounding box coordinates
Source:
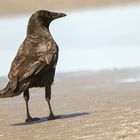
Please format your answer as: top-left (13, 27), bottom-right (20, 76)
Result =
top-left (23, 89), bottom-right (40, 122)
top-left (45, 85), bottom-right (60, 120)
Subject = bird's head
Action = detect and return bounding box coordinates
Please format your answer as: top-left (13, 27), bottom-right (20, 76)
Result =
top-left (36, 10), bottom-right (67, 28)
top-left (37, 10), bottom-right (66, 23)
top-left (27, 10), bottom-right (66, 35)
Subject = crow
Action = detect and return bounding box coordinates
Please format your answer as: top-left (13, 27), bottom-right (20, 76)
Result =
top-left (0, 10), bottom-right (66, 122)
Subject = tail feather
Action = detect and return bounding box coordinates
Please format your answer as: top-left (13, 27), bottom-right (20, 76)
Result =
top-left (0, 82), bottom-right (15, 98)
top-left (0, 81), bottom-right (30, 98)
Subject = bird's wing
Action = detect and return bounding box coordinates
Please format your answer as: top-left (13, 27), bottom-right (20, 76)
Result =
top-left (8, 37), bottom-right (57, 91)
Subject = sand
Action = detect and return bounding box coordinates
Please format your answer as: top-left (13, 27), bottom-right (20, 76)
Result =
top-left (0, 69), bottom-right (140, 140)
top-left (0, 0), bottom-right (140, 15)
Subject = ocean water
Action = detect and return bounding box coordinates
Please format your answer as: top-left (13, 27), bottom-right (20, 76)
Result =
top-left (121, 76), bottom-right (140, 83)
top-left (1, 5), bottom-right (140, 76)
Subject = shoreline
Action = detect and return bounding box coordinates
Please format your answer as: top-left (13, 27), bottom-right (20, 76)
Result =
top-left (1, 67), bottom-right (140, 84)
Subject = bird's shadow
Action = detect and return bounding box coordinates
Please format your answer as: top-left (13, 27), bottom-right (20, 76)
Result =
top-left (12, 112), bottom-right (90, 126)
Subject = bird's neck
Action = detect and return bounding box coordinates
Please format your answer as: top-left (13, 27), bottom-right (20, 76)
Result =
top-left (27, 23), bottom-right (53, 39)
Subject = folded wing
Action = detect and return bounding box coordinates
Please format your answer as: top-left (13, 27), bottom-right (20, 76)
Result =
top-left (8, 36), bottom-right (57, 92)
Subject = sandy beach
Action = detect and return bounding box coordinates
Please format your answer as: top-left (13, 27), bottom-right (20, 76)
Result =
top-left (0, 69), bottom-right (140, 140)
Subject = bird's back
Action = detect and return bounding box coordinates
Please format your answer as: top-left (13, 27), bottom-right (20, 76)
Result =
top-left (8, 35), bottom-right (58, 92)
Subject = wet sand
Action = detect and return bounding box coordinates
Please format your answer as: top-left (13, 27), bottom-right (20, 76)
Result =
top-left (0, 69), bottom-right (140, 140)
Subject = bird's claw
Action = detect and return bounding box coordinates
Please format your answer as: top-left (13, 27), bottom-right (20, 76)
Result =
top-left (48, 115), bottom-right (61, 120)
top-left (25, 117), bottom-right (40, 123)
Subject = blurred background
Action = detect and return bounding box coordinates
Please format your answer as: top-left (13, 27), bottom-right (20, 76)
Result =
top-left (1, 0), bottom-right (140, 76)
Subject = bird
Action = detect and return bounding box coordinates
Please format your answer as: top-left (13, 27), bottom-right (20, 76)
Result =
top-left (0, 10), bottom-right (66, 122)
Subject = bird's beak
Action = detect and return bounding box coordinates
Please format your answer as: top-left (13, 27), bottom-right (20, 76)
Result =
top-left (52, 12), bottom-right (67, 20)
top-left (58, 13), bottom-right (67, 18)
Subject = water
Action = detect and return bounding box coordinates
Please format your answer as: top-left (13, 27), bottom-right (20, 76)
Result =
top-left (1, 5), bottom-right (140, 76)
top-left (121, 77), bottom-right (140, 83)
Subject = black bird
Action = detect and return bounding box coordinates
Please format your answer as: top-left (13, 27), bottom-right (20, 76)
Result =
top-left (0, 10), bottom-right (66, 122)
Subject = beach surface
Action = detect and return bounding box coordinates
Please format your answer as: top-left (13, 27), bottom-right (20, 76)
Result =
top-left (0, 69), bottom-right (140, 140)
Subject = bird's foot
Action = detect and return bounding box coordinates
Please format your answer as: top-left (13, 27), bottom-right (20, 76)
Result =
top-left (48, 114), bottom-right (61, 121)
top-left (25, 117), bottom-right (40, 123)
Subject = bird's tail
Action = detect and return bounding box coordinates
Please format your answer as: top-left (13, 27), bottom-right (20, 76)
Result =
top-left (0, 82), bottom-right (15, 98)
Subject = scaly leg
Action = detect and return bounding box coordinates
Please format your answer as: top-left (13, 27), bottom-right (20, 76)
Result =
top-left (23, 89), bottom-right (40, 122)
top-left (45, 85), bottom-right (60, 120)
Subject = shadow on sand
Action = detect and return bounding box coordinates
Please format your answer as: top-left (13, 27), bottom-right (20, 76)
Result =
top-left (12, 112), bottom-right (90, 126)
